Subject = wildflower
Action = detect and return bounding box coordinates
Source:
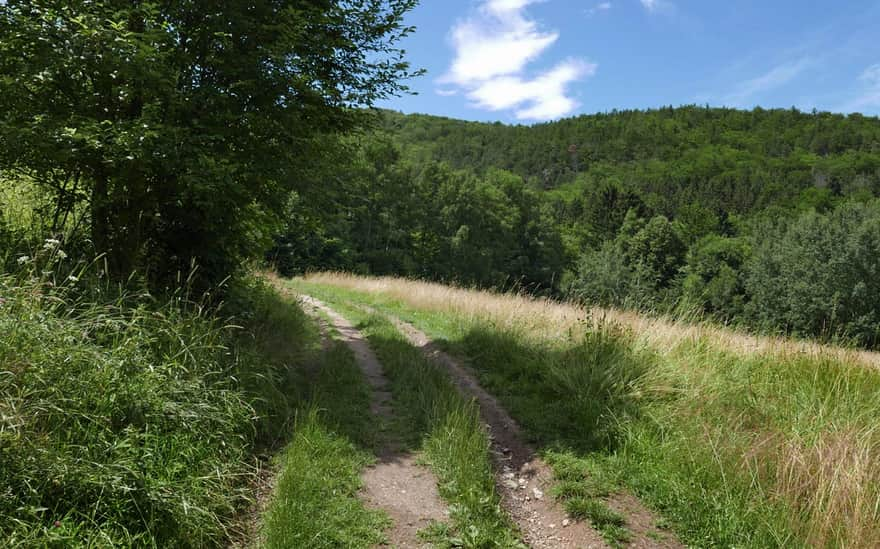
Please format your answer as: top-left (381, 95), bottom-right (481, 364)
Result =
top-left (56, 250), bottom-right (67, 260)
top-left (68, 275), bottom-right (79, 282)
top-left (17, 255), bottom-right (30, 265)
top-left (43, 238), bottom-right (61, 250)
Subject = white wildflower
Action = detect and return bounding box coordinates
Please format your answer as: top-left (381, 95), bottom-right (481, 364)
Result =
top-left (17, 256), bottom-right (30, 265)
top-left (43, 238), bottom-right (61, 250)
top-left (68, 275), bottom-right (79, 282)
top-left (56, 250), bottom-right (67, 260)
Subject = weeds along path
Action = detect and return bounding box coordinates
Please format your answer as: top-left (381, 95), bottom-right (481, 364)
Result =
top-left (384, 313), bottom-right (681, 549)
top-left (299, 296), bottom-right (448, 548)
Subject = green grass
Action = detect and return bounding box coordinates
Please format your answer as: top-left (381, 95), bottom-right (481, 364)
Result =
top-left (261, 410), bottom-right (388, 548)
top-left (0, 261), bottom-right (314, 546)
top-left (291, 277), bottom-right (880, 549)
top-left (565, 498), bottom-right (630, 547)
top-left (260, 339), bottom-right (389, 548)
top-left (565, 497), bottom-right (624, 526)
top-left (546, 443), bottom-right (632, 546)
top-left (286, 289), bottom-right (523, 548)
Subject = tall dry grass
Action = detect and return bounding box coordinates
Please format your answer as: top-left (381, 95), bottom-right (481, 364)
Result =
top-left (304, 272), bottom-right (880, 368)
top-left (774, 428), bottom-right (880, 546)
top-left (302, 272), bottom-right (880, 548)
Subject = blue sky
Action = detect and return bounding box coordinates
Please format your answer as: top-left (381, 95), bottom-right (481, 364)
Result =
top-left (379, 0), bottom-right (880, 123)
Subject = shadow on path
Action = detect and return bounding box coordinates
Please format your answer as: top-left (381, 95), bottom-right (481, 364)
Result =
top-left (300, 296), bottom-right (447, 549)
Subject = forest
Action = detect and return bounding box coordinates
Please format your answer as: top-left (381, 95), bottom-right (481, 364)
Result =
top-left (272, 107), bottom-right (880, 347)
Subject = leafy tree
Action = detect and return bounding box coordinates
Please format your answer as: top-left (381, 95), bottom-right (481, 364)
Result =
top-left (676, 203), bottom-right (721, 244)
top-left (567, 240), bottom-right (633, 307)
top-left (624, 215), bottom-right (686, 293)
top-left (745, 201), bottom-right (880, 345)
top-left (0, 0), bottom-right (419, 289)
top-left (680, 235), bottom-right (750, 319)
top-left (580, 178), bottom-right (647, 243)
top-left (268, 191), bottom-right (356, 277)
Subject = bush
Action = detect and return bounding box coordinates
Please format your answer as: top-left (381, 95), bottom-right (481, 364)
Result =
top-left (545, 323), bottom-right (649, 451)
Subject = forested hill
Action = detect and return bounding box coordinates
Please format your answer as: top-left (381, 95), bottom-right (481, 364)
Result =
top-left (273, 106), bottom-right (880, 348)
top-left (381, 107), bottom-right (880, 214)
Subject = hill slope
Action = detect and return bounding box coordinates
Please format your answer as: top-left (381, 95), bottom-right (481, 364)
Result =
top-left (381, 106), bottom-right (880, 211)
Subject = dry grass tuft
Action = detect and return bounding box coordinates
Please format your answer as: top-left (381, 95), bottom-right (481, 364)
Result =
top-left (775, 428), bottom-right (880, 547)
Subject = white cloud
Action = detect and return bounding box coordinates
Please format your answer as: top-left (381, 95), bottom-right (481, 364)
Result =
top-left (469, 59), bottom-right (597, 119)
top-left (860, 63), bottom-right (880, 86)
top-left (441, 0), bottom-right (593, 121)
top-left (444, 0), bottom-right (558, 85)
top-left (640, 0), bottom-right (672, 13)
top-left (435, 88), bottom-right (458, 97)
top-left (586, 2), bottom-right (612, 16)
top-left (840, 63), bottom-right (880, 112)
top-left (724, 58), bottom-right (813, 106)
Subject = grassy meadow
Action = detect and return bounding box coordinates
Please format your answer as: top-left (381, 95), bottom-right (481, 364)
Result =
top-left (293, 273), bottom-right (880, 549)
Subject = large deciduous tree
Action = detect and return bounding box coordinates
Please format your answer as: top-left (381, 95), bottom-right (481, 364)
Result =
top-left (0, 0), bottom-right (419, 288)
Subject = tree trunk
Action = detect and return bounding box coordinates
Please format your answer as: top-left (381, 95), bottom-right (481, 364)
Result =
top-left (91, 171), bottom-right (110, 261)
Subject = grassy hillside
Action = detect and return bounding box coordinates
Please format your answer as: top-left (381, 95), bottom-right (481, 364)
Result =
top-left (296, 273), bottom-right (880, 548)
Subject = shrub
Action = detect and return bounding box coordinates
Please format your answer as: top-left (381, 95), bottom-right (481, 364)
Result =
top-left (567, 240), bottom-right (634, 307)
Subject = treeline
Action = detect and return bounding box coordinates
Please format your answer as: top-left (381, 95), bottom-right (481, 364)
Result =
top-left (270, 137), bottom-right (565, 291)
top-left (384, 107), bottom-right (880, 196)
top-left (275, 107), bottom-right (880, 347)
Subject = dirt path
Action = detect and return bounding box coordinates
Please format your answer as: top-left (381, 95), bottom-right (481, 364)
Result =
top-left (299, 296), bottom-right (448, 548)
top-left (386, 315), bottom-right (682, 549)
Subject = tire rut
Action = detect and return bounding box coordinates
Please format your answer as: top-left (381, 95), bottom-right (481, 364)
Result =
top-left (299, 296), bottom-right (448, 549)
top-left (384, 314), bottom-right (683, 549)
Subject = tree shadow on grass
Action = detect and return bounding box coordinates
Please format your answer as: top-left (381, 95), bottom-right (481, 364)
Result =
top-left (435, 320), bottom-right (652, 456)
